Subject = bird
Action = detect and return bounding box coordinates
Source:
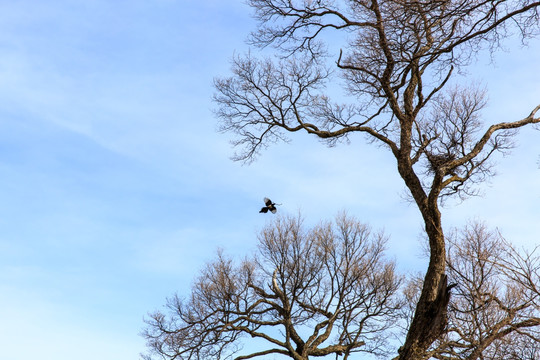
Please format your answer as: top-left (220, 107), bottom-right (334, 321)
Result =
top-left (259, 197), bottom-right (280, 214)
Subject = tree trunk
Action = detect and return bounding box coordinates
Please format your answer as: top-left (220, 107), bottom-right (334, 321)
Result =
top-left (396, 158), bottom-right (448, 360)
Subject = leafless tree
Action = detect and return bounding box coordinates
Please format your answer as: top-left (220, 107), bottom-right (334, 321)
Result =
top-left (142, 214), bottom-right (404, 360)
top-left (213, 1), bottom-right (540, 359)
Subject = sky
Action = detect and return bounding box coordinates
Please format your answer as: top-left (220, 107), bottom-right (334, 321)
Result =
top-left (0, 1), bottom-right (538, 359)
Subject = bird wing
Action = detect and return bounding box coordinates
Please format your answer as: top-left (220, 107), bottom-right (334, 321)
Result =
top-left (264, 197), bottom-right (272, 206)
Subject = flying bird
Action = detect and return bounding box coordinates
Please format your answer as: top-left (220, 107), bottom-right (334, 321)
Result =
top-left (259, 197), bottom-right (280, 214)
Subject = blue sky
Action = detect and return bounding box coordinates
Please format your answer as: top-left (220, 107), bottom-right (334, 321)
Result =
top-left (0, 1), bottom-right (538, 359)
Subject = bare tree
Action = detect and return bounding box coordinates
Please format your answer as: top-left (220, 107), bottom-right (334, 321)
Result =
top-left (142, 214), bottom-right (403, 360)
top-left (213, 1), bottom-right (540, 359)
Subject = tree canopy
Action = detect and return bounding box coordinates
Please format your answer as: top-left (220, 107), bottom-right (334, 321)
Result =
top-left (144, 215), bottom-right (403, 359)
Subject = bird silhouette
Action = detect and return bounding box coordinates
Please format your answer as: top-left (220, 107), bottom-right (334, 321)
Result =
top-left (259, 197), bottom-right (280, 214)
